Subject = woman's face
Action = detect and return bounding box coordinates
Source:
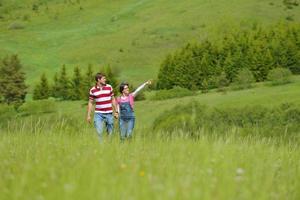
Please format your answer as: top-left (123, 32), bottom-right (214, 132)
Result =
top-left (123, 85), bottom-right (130, 95)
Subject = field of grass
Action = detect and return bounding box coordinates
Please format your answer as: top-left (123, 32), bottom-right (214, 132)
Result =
top-left (1, 1), bottom-right (300, 199)
top-left (1, 132), bottom-right (299, 200)
top-left (1, 77), bottom-right (300, 200)
top-left (1, 0), bottom-right (300, 87)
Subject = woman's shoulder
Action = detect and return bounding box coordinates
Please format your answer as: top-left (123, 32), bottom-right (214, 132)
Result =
top-left (118, 95), bottom-right (131, 102)
top-left (129, 93), bottom-right (135, 99)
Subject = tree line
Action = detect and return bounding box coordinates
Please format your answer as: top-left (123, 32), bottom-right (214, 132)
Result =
top-left (33, 64), bottom-right (118, 101)
top-left (156, 22), bottom-right (300, 91)
top-left (0, 54), bottom-right (118, 108)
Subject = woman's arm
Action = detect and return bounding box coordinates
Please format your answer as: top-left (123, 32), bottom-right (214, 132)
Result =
top-left (132, 80), bottom-right (151, 97)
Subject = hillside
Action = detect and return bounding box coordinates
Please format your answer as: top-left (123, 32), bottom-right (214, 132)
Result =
top-left (1, 0), bottom-right (300, 87)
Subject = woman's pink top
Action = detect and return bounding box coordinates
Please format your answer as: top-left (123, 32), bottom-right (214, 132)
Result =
top-left (116, 94), bottom-right (134, 109)
top-left (116, 82), bottom-right (147, 110)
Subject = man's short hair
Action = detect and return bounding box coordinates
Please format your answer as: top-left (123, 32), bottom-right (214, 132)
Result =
top-left (95, 73), bottom-right (105, 82)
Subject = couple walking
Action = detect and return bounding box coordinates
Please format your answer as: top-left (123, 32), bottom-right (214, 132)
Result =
top-left (87, 72), bottom-right (151, 142)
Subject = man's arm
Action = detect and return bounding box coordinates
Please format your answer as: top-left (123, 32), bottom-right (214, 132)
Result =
top-left (87, 99), bottom-right (94, 123)
top-left (112, 96), bottom-right (119, 119)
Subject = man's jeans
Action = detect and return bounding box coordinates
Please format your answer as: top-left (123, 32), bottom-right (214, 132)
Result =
top-left (94, 113), bottom-right (114, 142)
top-left (119, 118), bottom-right (135, 141)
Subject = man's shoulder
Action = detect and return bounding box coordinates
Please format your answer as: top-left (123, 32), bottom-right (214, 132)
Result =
top-left (89, 86), bottom-right (98, 93)
top-left (104, 84), bottom-right (113, 90)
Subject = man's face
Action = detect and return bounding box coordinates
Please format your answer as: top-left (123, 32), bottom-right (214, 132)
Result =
top-left (98, 76), bottom-right (106, 85)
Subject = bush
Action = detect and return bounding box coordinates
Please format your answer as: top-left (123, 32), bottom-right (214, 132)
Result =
top-left (0, 104), bottom-right (17, 125)
top-left (151, 86), bottom-right (196, 100)
top-left (215, 72), bottom-right (230, 92)
top-left (134, 90), bottom-right (146, 101)
top-left (232, 68), bottom-right (255, 90)
top-left (153, 102), bottom-right (206, 137)
top-left (153, 102), bottom-right (300, 138)
top-left (18, 99), bottom-right (57, 116)
top-left (267, 68), bottom-right (292, 85)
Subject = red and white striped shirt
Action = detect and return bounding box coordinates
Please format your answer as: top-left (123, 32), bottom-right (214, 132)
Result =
top-left (89, 84), bottom-right (114, 113)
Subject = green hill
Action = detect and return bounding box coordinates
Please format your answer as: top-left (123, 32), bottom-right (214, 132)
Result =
top-left (1, 0), bottom-right (300, 87)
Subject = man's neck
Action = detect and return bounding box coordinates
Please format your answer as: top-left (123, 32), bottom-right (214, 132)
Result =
top-left (97, 83), bottom-right (105, 88)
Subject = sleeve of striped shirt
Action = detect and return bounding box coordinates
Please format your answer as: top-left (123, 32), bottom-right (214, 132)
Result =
top-left (110, 86), bottom-right (114, 97)
top-left (89, 89), bottom-right (94, 100)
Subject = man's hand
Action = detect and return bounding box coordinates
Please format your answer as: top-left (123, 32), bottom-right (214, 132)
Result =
top-left (146, 80), bottom-right (152, 85)
top-left (87, 115), bottom-right (92, 123)
top-left (114, 112), bottom-right (119, 119)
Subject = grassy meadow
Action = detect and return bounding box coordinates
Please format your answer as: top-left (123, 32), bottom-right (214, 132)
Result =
top-left (1, 133), bottom-right (299, 200)
top-left (1, 0), bottom-right (300, 199)
top-left (1, 78), bottom-right (300, 200)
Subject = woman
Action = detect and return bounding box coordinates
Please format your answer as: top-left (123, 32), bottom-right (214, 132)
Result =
top-left (116, 80), bottom-right (151, 141)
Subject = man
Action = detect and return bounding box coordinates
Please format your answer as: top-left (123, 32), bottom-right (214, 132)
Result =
top-left (87, 73), bottom-right (118, 142)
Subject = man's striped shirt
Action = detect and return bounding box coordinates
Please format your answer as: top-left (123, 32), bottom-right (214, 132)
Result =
top-left (89, 84), bottom-right (114, 113)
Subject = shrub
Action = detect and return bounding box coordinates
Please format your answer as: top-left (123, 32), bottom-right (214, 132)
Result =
top-left (153, 102), bottom-right (206, 136)
top-left (0, 104), bottom-right (17, 125)
top-left (215, 72), bottom-right (230, 92)
top-left (286, 15), bottom-right (294, 21)
top-left (153, 102), bottom-right (300, 138)
top-left (151, 86), bottom-right (195, 100)
top-left (18, 99), bottom-right (57, 116)
top-left (134, 90), bottom-right (146, 101)
top-left (232, 68), bottom-right (255, 90)
top-left (267, 68), bottom-right (292, 85)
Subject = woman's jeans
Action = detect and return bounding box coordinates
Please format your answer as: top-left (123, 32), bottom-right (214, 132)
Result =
top-left (94, 113), bottom-right (114, 142)
top-left (119, 117), bottom-right (135, 140)
top-left (119, 102), bottom-right (135, 141)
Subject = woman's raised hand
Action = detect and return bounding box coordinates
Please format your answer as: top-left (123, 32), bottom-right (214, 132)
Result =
top-left (146, 80), bottom-right (152, 85)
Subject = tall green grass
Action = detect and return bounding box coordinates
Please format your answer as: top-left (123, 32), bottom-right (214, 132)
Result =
top-left (1, 77), bottom-right (300, 199)
top-left (0, 130), bottom-right (299, 200)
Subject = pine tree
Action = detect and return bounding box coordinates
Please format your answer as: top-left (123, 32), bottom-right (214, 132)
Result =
top-left (82, 64), bottom-right (94, 99)
top-left (58, 65), bottom-right (70, 100)
top-left (223, 52), bottom-right (235, 82)
top-left (261, 48), bottom-right (274, 80)
top-left (174, 49), bottom-right (193, 89)
top-left (199, 52), bottom-right (211, 85)
top-left (0, 55), bottom-right (27, 108)
top-left (249, 42), bottom-right (273, 81)
top-left (284, 40), bottom-right (300, 74)
top-left (69, 66), bottom-right (83, 100)
top-left (216, 71), bottom-right (230, 93)
top-left (33, 73), bottom-right (50, 100)
top-left (157, 54), bottom-right (174, 89)
top-left (101, 65), bottom-right (118, 93)
top-left (51, 72), bottom-right (60, 98)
